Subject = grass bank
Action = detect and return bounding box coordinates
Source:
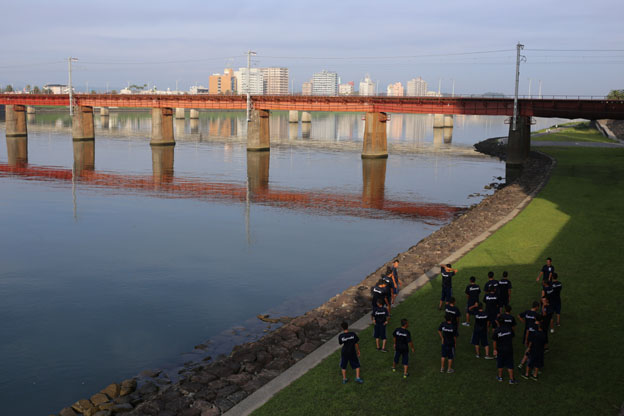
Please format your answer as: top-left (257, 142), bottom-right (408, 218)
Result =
top-left (253, 146), bottom-right (624, 415)
top-left (532, 121), bottom-right (616, 143)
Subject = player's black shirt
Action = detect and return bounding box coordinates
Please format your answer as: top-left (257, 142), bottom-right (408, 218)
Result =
top-left (484, 293), bottom-right (499, 314)
top-left (499, 313), bottom-right (517, 328)
top-left (492, 325), bottom-right (514, 353)
top-left (541, 264), bottom-right (554, 281)
top-left (484, 279), bottom-right (499, 294)
top-left (438, 321), bottom-right (456, 346)
top-left (371, 305), bottom-right (389, 324)
top-left (393, 327), bottom-right (412, 351)
top-left (372, 284), bottom-right (389, 304)
top-left (498, 279), bottom-right (512, 302)
top-left (465, 284), bottom-right (481, 306)
top-left (474, 311), bottom-right (489, 330)
top-left (519, 309), bottom-right (538, 330)
top-left (382, 274), bottom-right (394, 289)
top-left (444, 304), bottom-right (461, 328)
top-left (529, 330), bottom-right (547, 356)
top-left (441, 269), bottom-right (455, 288)
top-left (551, 281), bottom-right (562, 304)
top-left (338, 332), bottom-right (359, 356)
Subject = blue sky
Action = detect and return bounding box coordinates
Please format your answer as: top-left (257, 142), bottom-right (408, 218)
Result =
top-left (0, 0), bottom-right (622, 95)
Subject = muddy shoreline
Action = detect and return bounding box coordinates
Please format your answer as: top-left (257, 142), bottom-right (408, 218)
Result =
top-left (55, 137), bottom-right (552, 416)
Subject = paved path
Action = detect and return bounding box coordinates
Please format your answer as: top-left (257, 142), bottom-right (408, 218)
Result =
top-left (532, 140), bottom-right (624, 148)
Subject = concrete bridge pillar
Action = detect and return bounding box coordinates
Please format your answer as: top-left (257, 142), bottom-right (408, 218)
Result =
top-left (288, 110), bottom-right (299, 123)
top-left (362, 158), bottom-right (387, 208)
top-left (443, 114), bottom-right (454, 128)
top-left (507, 115), bottom-right (531, 165)
top-left (99, 107), bottom-right (109, 116)
top-left (190, 118), bottom-right (199, 134)
top-left (289, 123), bottom-right (298, 140)
top-left (190, 109), bottom-right (199, 119)
top-left (175, 108), bottom-right (185, 119)
top-left (5, 105), bottom-right (28, 138)
top-left (6, 136), bottom-right (28, 166)
top-left (301, 112), bottom-right (312, 123)
top-left (72, 106), bottom-right (95, 141)
top-left (73, 140), bottom-right (95, 176)
top-left (26, 106), bottom-right (36, 115)
top-left (246, 151), bottom-right (270, 194)
top-left (443, 127), bottom-right (453, 144)
top-left (362, 112), bottom-right (388, 159)
top-left (151, 145), bottom-right (174, 183)
top-left (175, 119), bottom-right (185, 138)
top-left (433, 127), bottom-right (443, 148)
top-left (433, 114), bottom-right (444, 128)
top-left (301, 122), bottom-right (311, 139)
top-left (151, 107), bottom-right (175, 146)
top-left (247, 109), bottom-right (270, 151)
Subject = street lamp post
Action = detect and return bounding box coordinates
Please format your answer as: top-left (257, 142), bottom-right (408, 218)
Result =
top-left (68, 57), bottom-right (78, 116)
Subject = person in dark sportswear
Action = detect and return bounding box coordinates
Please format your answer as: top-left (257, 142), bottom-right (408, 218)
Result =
top-left (444, 297), bottom-right (461, 336)
top-left (392, 318), bottom-right (415, 379)
top-left (492, 317), bottom-right (517, 384)
top-left (438, 314), bottom-right (457, 373)
top-left (541, 297), bottom-right (554, 344)
top-left (518, 301), bottom-right (539, 346)
top-left (550, 273), bottom-right (563, 327)
top-left (381, 269), bottom-right (396, 310)
top-left (498, 271), bottom-right (512, 310)
top-left (498, 305), bottom-right (517, 330)
top-left (371, 278), bottom-right (391, 314)
top-left (463, 276), bottom-right (481, 326)
top-left (391, 259), bottom-right (400, 298)
top-left (371, 298), bottom-right (389, 352)
top-left (536, 257), bottom-right (554, 284)
top-left (471, 302), bottom-right (492, 359)
top-left (522, 315), bottom-right (547, 381)
top-left (338, 321), bottom-right (363, 384)
top-left (438, 264), bottom-right (458, 310)
top-left (483, 287), bottom-right (499, 331)
top-left (483, 271), bottom-right (499, 295)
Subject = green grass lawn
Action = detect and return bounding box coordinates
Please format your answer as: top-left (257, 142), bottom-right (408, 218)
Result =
top-left (253, 146), bottom-right (624, 416)
top-left (532, 122), bottom-right (616, 143)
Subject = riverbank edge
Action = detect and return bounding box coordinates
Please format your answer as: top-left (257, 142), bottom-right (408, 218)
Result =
top-left (55, 138), bottom-right (553, 416)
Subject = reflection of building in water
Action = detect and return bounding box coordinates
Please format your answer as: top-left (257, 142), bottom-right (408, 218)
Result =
top-left (207, 117), bottom-right (238, 137)
top-left (310, 114), bottom-right (337, 140)
top-left (175, 119), bottom-right (185, 137)
top-left (73, 140), bottom-right (95, 176)
top-left (388, 114), bottom-right (404, 140)
top-left (269, 113), bottom-right (288, 140)
top-left (402, 114), bottom-right (429, 142)
top-left (289, 123), bottom-right (298, 140)
top-left (336, 113), bottom-right (359, 140)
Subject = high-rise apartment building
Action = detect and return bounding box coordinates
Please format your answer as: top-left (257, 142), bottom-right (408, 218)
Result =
top-left (302, 81), bottom-right (313, 95)
top-left (338, 81), bottom-right (355, 95)
top-left (208, 68), bottom-right (236, 94)
top-left (312, 70), bottom-right (339, 95)
top-left (261, 67), bottom-right (289, 95)
top-left (386, 82), bottom-right (404, 97)
top-left (234, 68), bottom-right (264, 95)
top-left (406, 77), bottom-right (428, 96)
top-left (359, 75), bottom-right (376, 96)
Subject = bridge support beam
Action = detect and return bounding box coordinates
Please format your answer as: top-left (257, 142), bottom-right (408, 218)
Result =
top-left (175, 108), bottom-right (185, 119)
top-left (151, 107), bottom-right (175, 146)
top-left (190, 109), bottom-right (199, 119)
top-left (444, 114), bottom-right (454, 127)
top-left (247, 151), bottom-right (270, 194)
top-left (26, 106), bottom-right (36, 115)
top-left (301, 112), bottom-right (312, 123)
top-left (288, 110), bottom-right (299, 123)
top-left (433, 114), bottom-right (444, 128)
top-left (5, 105), bottom-right (28, 138)
top-left (247, 109), bottom-right (270, 151)
top-left (151, 145), bottom-right (174, 183)
top-left (73, 140), bottom-right (95, 176)
top-left (99, 107), bottom-right (109, 116)
top-left (362, 112), bottom-right (388, 159)
top-left (72, 106), bottom-right (95, 141)
top-left (6, 136), bottom-right (28, 166)
top-left (362, 158), bottom-right (387, 207)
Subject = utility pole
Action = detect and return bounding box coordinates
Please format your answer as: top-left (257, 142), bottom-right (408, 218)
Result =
top-left (512, 42), bottom-right (524, 131)
top-left (538, 80), bottom-right (542, 99)
top-left (68, 57), bottom-right (78, 116)
top-left (528, 78), bottom-right (532, 99)
top-left (438, 78), bottom-right (441, 96)
top-left (246, 50), bottom-right (256, 122)
top-left (452, 79), bottom-right (455, 97)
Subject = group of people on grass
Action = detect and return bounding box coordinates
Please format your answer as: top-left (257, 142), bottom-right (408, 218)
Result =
top-left (338, 257), bottom-right (562, 385)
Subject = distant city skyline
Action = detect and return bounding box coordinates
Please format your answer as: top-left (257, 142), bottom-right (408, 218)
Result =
top-left (0, 0), bottom-right (622, 96)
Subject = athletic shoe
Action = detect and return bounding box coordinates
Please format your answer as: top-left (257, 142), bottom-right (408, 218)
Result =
top-left (521, 374), bottom-right (529, 380)
top-left (550, 328), bottom-right (554, 334)
top-left (342, 378), bottom-right (348, 384)
top-left (403, 373), bottom-right (409, 379)
top-left (556, 323), bottom-right (561, 327)
top-left (381, 349), bottom-right (388, 353)
top-left (391, 367), bottom-right (396, 372)
top-left (355, 378), bottom-right (364, 384)
top-left (376, 347), bottom-right (380, 351)
top-left (509, 379), bottom-right (518, 385)
top-left (475, 354), bottom-right (480, 358)
top-left (447, 369), bottom-right (455, 374)
top-left (517, 363), bottom-right (523, 369)
top-left (485, 356), bottom-right (494, 360)
top-left (461, 322), bottom-right (470, 327)
top-left (440, 368), bottom-right (445, 373)
top-left (530, 375), bottom-right (538, 382)
top-left (496, 376), bottom-right (503, 382)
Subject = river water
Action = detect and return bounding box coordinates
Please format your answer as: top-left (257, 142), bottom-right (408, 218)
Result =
top-left (0, 110), bottom-right (562, 414)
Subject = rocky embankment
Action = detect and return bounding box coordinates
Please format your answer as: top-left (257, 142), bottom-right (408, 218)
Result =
top-left (54, 139), bottom-right (552, 416)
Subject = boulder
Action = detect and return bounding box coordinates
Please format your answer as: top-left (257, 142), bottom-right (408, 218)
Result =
top-left (224, 373), bottom-right (251, 386)
top-left (90, 393), bottom-right (109, 406)
top-left (298, 342), bottom-right (318, 354)
top-left (72, 399), bottom-right (95, 414)
top-left (227, 390), bottom-right (248, 405)
top-left (111, 403), bottom-right (133, 413)
top-left (139, 369), bottom-right (161, 378)
top-left (216, 384), bottom-right (240, 398)
top-left (255, 351), bottom-right (273, 365)
top-left (214, 398), bottom-right (234, 412)
top-left (93, 411), bottom-right (112, 416)
top-left (101, 383), bottom-right (120, 399)
top-left (59, 408), bottom-right (79, 416)
top-left (137, 381), bottom-right (159, 396)
top-left (119, 379), bottom-right (137, 396)
top-left (200, 406), bottom-right (221, 416)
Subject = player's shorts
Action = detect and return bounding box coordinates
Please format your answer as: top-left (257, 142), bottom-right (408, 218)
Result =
top-left (340, 355), bottom-right (360, 370)
top-left (441, 344), bottom-right (455, 359)
top-left (552, 302), bottom-right (561, 314)
top-left (394, 349), bottom-right (409, 365)
top-left (471, 328), bottom-right (488, 347)
top-left (528, 353), bottom-right (544, 369)
top-left (441, 286), bottom-right (452, 302)
top-left (466, 303), bottom-right (478, 314)
top-left (496, 352), bottom-right (514, 369)
top-left (373, 323), bottom-right (386, 340)
top-left (499, 298), bottom-right (509, 307)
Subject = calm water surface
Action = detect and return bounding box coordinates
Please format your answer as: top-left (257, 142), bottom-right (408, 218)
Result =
top-left (0, 110), bottom-right (563, 414)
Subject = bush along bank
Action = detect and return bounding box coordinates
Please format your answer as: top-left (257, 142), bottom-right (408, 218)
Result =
top-left (54, 144), bottom-right (552, 416)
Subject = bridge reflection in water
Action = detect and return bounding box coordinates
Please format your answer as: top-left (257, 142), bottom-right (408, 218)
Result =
top-left (2, 137), bottom-right (462, 222)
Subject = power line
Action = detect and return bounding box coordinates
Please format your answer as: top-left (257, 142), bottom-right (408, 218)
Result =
top-left (257, 49), bottom-right (514, 60)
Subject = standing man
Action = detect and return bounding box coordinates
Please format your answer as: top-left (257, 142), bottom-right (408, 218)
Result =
top-left (483, 271), bottom-right (499, 295)
top-left (392, 318), bottom-right (415, 379)
top-left (518, 301), bottom-right (539, 346)
top-left (438, 314), bottom-right (457, 373)
top-left (463, 276), bottom-right (481, 326)
top-left (498, 271), bottom-right (512, 310)
top-left (536, 257), bottom-right (555, 284)
top-left (522, 315), bottom-right (547, 381)
top-left (471, 303), bottom-right (492, 359)
top-left (550, 273), bottom-right (563, 327)
top-left (492, 317), bottom-right (517, 384)
top-left (438, 264), bottom-right (458, 310)
top-left (483, 287), bottom-right (499, 331)
top-left (371, 278), bottom-right (391, 314)
top-left (371, 298), bottom-right (389, 352)
top-left (391, 259), bottom-right (400, 296)
top-left (444, 297), bottom-right (461, 336)
top-left (338, 322), bottom-right (363, 384)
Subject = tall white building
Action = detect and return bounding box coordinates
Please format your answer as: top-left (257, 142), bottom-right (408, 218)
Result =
top-left (359, 75), bottom-right (376, 96)
top-left (406, 77), bottom-right (428, 96)
top-left (386, 82), bottom-right (404, 97)
top-left (234, 68), bottom-right (264, 95)
top-left (338, 82), bottom-right (355, 95)
top-left (312, 70), bottom-right (339, 95)
top-left (261, 67), bottom-right (289, 95)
